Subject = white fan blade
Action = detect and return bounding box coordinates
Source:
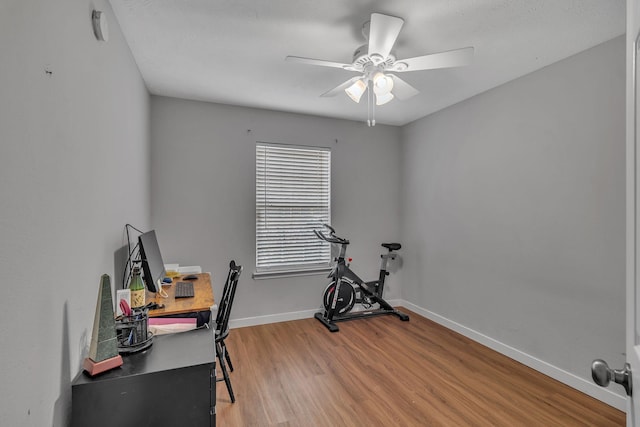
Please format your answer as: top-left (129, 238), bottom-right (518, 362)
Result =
top-left (321, 77), bottom-right (362, 97)
top-left (388, 75), bottom-right (420, 100)
top-left (395, 47), bottom-right (474, 72)
top-left (368, 13), bottom-right (404, 62)
top-left (285, 55), bottom-right (352, 70)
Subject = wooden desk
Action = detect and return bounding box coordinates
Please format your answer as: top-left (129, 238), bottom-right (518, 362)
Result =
top-left (147, 272), bottom-right (215, 317)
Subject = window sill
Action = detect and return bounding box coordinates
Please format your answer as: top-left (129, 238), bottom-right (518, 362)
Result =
top-left (252, 267), bottom-right (331, 280)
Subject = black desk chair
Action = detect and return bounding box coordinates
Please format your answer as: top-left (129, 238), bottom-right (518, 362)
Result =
top-left (214, 260), bottom-right (242, 403)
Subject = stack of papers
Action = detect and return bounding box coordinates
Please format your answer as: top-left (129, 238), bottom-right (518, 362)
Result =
top-left (148, 317), bottom-right (197, 335)
top-left (164, 264), bottom-right (202, 276)
top-left (177, 265), bottom-right (202, 274)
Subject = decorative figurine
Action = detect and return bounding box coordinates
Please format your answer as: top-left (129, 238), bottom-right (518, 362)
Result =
top-left (83, 274), bottom-right (123, 376)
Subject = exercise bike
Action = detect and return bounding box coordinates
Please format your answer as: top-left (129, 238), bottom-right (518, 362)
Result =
top-left (313, 224), bottom-right (409, 332)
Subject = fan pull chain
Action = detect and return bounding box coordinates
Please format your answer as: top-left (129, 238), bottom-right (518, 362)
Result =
top-left (367, 80), bottom-right (376, 127)
top-left (367, 80), bottom-right (371, 126)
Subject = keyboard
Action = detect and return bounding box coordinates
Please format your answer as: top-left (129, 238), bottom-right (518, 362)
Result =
top-left (175, 281), bottom-right (195, 298)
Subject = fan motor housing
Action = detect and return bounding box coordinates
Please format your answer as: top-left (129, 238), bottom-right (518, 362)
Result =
top-left (352, 44), bottom-right (396, 71)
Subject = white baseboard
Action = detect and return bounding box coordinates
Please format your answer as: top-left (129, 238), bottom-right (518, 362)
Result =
top-left (228, 299), bottom-right (626, 412)
top-left (228, 299), bottom-right (406, 329)
top-left (399, 300), bottom-right (626, 412)
top-left (229, 308), bottom-right (318, 329)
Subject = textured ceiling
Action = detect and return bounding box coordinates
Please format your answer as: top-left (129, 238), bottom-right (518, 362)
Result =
top-left (109, 0), bottom-right (625, 126)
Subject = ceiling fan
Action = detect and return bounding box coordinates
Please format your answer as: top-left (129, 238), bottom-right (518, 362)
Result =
top-left (286, 13), bottom-right (474, 126)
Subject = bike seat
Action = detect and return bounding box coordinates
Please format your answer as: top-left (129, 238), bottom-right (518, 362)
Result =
top-left (382, 243), bottom-right (401, 251)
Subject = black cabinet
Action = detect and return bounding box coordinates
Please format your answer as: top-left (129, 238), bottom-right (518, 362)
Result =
top-left (71, 327), bottom-right (215, 427)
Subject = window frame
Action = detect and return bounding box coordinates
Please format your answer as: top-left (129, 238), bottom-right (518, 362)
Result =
top-left (254, 142), bottom-right (332, 278)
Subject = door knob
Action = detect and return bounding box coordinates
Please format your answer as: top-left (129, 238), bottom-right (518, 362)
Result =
top-left (591, 359), bottom-right (632, 396)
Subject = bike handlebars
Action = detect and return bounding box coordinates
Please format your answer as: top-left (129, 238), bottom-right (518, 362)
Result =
top-left (314, 224), bottom-right (349, 245)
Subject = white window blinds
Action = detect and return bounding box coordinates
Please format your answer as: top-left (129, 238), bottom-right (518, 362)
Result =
top-left (256, 143), bottom-right (331, 272)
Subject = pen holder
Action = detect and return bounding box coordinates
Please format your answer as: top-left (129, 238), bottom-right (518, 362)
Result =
top-left (116, 308), bottom-right (153, 353)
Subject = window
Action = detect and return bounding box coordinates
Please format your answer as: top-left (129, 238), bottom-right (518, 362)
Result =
top-left (256, 143), bottom-right (331, 275)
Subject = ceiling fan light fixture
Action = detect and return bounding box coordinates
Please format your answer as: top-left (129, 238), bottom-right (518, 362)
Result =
top-left (373, 72), bottom-right (394, 95)
top-left (375, 92), bottom-right (394, 106)
top-left (345, 79), bottom-right (367, 103)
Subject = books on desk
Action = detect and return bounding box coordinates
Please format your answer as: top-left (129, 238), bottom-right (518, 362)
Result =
top-left (148, 317), bottom-right (197, 335)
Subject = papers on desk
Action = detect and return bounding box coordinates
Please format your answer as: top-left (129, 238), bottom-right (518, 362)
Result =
top-left (164, 264), bottom-right (202, 276)
top-left (178, 265), bottom-right (202, 274)
top-left (148, 317), bottom-right (197, 335)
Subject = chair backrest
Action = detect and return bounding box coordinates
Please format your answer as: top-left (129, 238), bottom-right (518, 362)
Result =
top-left (215, 260), bottom-right (242, 339)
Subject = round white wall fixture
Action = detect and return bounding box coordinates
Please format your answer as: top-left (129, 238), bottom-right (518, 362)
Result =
top-left (92, 10), bottom-right (109, 42)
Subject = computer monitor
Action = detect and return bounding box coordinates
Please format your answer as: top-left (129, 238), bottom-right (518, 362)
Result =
top-left (138, 230), bottom-right (166, 293)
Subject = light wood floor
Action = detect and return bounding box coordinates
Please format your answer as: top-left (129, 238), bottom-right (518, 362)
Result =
top-left (216, 307), bottom-right (624, 426)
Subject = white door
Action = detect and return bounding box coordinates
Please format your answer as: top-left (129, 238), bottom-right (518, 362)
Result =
top-left (630, 7), bottom-right (640, 422)
top-left (628, 2), bottom-right (640, 422)
top-left (628, 21), bottom-right (640, 426)
top-left (591, 2), bottom-right (638, 424)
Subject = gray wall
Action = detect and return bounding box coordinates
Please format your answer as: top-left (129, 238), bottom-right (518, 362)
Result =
top-left (400, 36), bottom-right (625, 398)
top-left (150, 96), bottom-right (402, 321)
top-left (0, 1), bottom-right (150, 425)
